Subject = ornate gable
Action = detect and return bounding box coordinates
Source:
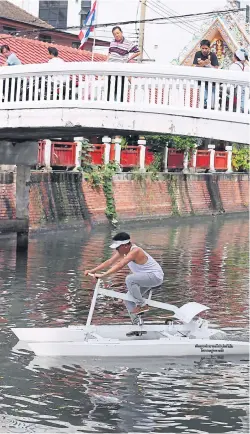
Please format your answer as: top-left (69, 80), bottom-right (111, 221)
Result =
top-left (172, 6), bottom-right (250, 69)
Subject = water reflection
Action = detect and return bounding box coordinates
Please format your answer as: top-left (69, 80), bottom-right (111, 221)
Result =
top-left (0, 216), bottom-right (249, 433)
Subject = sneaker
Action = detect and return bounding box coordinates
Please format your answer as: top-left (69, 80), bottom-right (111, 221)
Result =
top-left (132, 305), bottom-right (149, 315)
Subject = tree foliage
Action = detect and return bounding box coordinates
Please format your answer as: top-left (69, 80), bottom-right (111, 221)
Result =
top-left (232, 144), bottom-right (250, 172)
top-left (144, 134), bottom-right (199, 152)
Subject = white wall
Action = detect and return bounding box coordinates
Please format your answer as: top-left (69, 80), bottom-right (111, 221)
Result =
top-left (8, 0), bottom-right (39, 16)
top-left (66, 0), bottom-right (81, 30)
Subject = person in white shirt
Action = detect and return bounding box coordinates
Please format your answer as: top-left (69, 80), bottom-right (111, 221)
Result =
top-left (229, 48), bottom-right (249, 112)
top-left (85, 232), bottom-right (164, 325)
top-left (229, 48), bottom-right (249, 72)
top-left (48, 46), bottom-right (65, 65)
top-left (47, 46), bottom-right (66, 86)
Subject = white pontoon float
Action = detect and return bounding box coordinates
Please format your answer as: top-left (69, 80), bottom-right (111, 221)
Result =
top-left (12, 278), bottom-right (249, 358)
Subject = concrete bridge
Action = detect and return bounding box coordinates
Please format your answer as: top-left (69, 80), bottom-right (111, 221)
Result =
top-left (0, 62), bottom-right (249, 144)
top-left (0, 62), bottom-right (249, 249)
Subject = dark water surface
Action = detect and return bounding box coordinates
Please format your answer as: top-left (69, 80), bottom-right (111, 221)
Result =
top-left (0, 216), bottom-right (249, 433)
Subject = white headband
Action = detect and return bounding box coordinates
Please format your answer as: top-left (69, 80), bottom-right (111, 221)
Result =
top-left (109, 239), bottom-right (130, 249)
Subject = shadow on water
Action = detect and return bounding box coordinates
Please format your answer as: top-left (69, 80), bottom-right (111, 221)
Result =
top-left (0, 215), bottom-right (249, 433)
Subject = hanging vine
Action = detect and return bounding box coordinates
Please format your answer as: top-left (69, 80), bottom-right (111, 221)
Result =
top-left (166, 175), bottom-right (180, 216)
top-left (83, 162), bottom-right (119, 225)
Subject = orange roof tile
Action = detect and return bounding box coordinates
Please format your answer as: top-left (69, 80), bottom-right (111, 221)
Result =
top-left (0, 34), bottom-right (106, 64)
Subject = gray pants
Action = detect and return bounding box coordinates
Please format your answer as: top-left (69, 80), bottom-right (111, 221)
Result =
top-left (125, 272), bottom-right (163, 323)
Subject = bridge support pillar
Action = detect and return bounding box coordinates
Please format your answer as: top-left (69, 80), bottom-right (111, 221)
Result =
top-left (138, 138), bottom-right (146, 172)
top-left (44, 139), bottom-right (52, 170)
top-left (208, 144), bottom-right (216, 172)
top-left (16, 165), bottom-right (30, 251)
top-left (164, 144), bottom-right (169, 173)
top-left (102, 136), bottom-right (111, 164)
top-left (114, 136), bottom-right (122, 164)
top-left (225, 145), bottom-right (233, 173)
top-left (74, 137), bottom-right (84, 168)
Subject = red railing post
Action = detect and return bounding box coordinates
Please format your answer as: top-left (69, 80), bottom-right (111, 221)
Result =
top-left (167, 149), bottom-right (184, 170)
top-left (90, 144), bottom-right (105, 165)
top-left (50, 142), bottom-right (77, 167)
top-left (120, 146), bottom-right (140, 168)
top-left (196, 150), bottom-right (210, 169)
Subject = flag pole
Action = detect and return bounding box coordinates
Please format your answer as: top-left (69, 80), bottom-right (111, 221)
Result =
top-left (91, 0), bottom-right (98, 61)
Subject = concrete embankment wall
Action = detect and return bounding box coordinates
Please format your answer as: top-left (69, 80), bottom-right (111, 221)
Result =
top-left (0, 172), bottom-right (248, 231)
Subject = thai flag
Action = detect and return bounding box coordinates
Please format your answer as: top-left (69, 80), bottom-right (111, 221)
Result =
top-left (78, 1), bottom-right (97, 49)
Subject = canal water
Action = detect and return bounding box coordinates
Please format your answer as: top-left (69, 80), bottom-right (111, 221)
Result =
top-left (0, 216), bottom-right (249, 433)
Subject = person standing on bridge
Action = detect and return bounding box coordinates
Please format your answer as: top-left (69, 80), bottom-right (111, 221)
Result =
top-left (193, 40), bottom-right (219, 109)
top-left (0, 45), bottom-right (21, 103)
top-left (107, 26), bottom-right (140, 102)
top-left (0, 45), bottom-right (21, 66)
top-left (229, 48), bottom-right (249, 113)
top-left (84, 232), bottom-right (164, 323)
top-left (48, 47), bottom-right (65, 65)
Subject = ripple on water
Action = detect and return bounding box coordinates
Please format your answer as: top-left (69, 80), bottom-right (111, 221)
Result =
top-left (0, 216), bottom-right (249, 433)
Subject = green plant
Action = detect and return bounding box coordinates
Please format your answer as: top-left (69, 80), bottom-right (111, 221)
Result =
top-left (84, 162), bottom-right (120, 224)
top-left (146, 153), bottom-right (162, 176)
top-left (120, 137), bottom-right (128, 149)
top-left (166, 176), bottom-right (180, 216)
top-left (79, 138), bottom-right (95, 173)
top-left (232, 144), bottom-right (250, 172)
top-left (84, 167), bottom-right (103, 187)
top-left (131, 167), bottom-right (147, 183)
top-left (145, 134), bottom-right (198, 153)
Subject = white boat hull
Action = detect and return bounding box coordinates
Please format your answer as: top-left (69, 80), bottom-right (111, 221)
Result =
top-left (11, 323), bottom-right (219, 343)
top-left (11, 324), bottom-right (249, 358)
top-left (11, 281), bottom-right (249, 359)
top-left (27, 339), bottom-right (248, 358)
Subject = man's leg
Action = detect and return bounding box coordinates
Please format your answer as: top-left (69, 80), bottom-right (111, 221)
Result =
top-left (114, 76), bottom-right (118, 101)
top-left (240, 88), bottom-right (245, 113)
top-left (211, 86), bottom-right (215, 109)
top-left (107, 75), bottom-right (111, 101)
top-left (204, 84), bottom-right (208, 108)
top-left (124, 286), bottom-right (150, 324)
top-left (125, 273), bottom-right (162, 316)
top-left (120, 76), bottom-right (125, 102)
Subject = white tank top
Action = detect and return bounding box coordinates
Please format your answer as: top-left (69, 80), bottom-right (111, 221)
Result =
top-left (127, 245), bottom-right (164, 279)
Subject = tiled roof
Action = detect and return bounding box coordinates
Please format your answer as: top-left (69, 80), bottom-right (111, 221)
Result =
top-left (0, 34), bottom-right (106, 64)
top-left (0, 0), bottom-right (53, 29)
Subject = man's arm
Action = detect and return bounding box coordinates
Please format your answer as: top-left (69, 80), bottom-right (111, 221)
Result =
top-left (128, 43), bottom-right (140, 63)
top-left (128, 51), bottom-right (140, 62)
top-left (193, 52), bottom-right (201, 67)
top-left (85, 251), bottom-right (120, 275)
top-left (210, 53), bottom-right (219, 69)
top-left (96, 248), bottom-right (139, 277)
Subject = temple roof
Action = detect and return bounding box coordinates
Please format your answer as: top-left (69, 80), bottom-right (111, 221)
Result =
top-left (172, 6), bottom-right (250, 68)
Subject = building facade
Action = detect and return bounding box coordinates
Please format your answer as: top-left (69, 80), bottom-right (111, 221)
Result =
top-left (3, 0), bottom-right (108, 50)
top-left (7, 0), bottom-right (92, 34)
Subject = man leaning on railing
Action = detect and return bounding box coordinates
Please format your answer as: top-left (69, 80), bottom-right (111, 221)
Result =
top-left (193, 39), bottom-right (219, 109)
top-left (0, 44), bottom-right (22, 103)
top-left (107, 26), bottom-right (141, 102)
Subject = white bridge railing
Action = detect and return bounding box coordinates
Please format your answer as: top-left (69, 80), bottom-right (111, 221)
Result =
top-left (0, 63), bottom-right (249, 115)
